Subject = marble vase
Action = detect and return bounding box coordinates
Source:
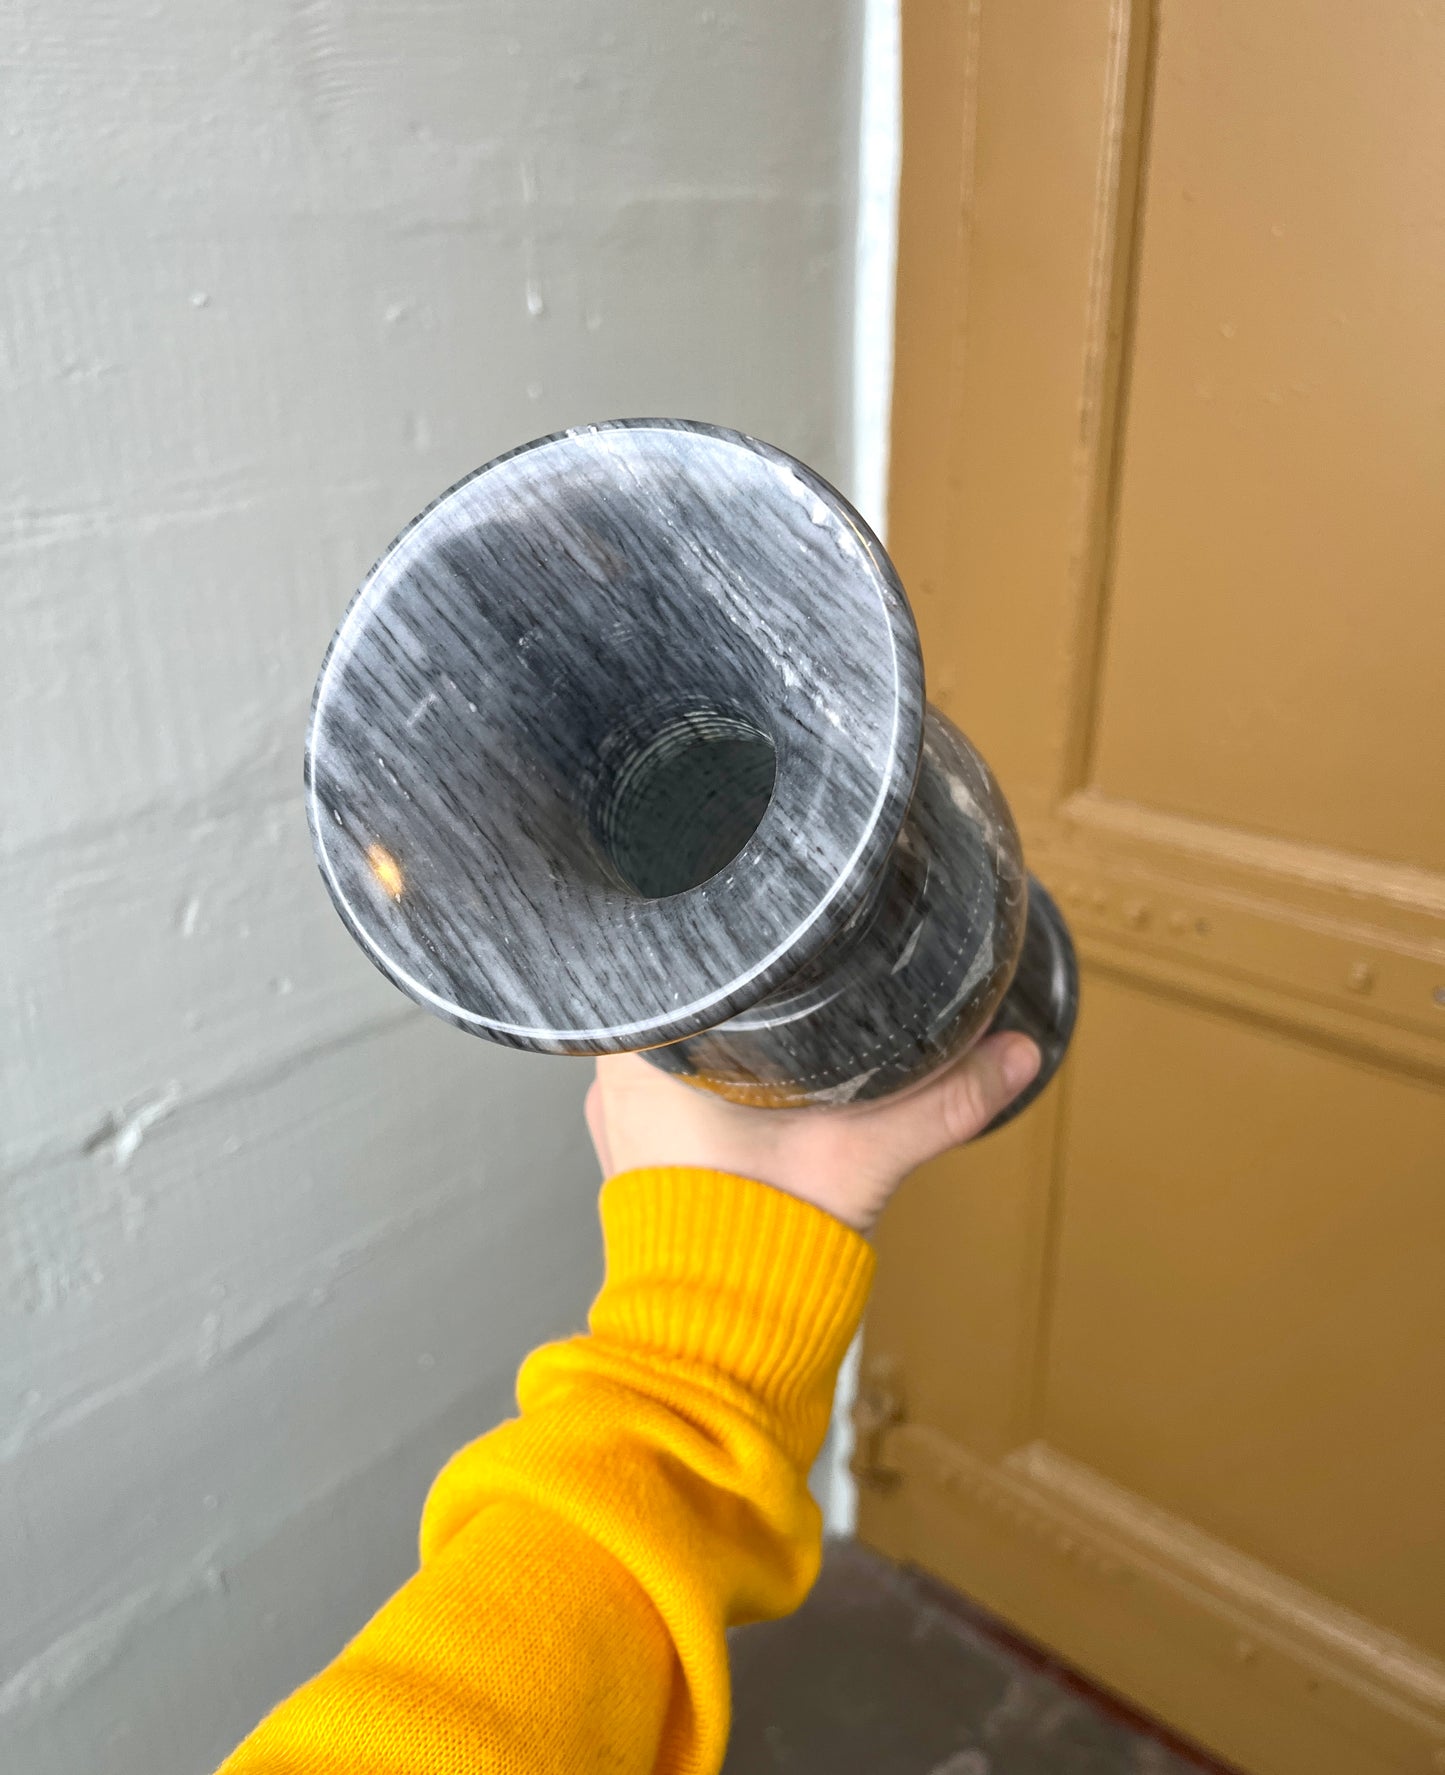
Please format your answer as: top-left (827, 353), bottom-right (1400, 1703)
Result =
top-left (304, 420), bottom-right (1077, 1129)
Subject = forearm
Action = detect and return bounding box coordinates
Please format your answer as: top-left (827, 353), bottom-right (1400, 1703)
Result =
top-left (217, 1166), bottom-right (874, 1775)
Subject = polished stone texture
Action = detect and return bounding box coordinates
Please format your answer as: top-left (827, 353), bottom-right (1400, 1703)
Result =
top-left (305, 420), bottom-right (1077, 1113)
top-left (648, 707), bottom-right (1027, 1106)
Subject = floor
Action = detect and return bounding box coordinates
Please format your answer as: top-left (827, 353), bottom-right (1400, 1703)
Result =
top-left (723, 1539), bottom-right (1236, 1775)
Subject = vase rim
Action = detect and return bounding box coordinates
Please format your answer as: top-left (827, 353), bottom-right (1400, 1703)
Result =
top-left (306, 418), bottom-right (926, 1050)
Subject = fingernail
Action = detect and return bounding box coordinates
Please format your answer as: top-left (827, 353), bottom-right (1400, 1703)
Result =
top-left (1002, 1039), bottom-right (1041, 1093)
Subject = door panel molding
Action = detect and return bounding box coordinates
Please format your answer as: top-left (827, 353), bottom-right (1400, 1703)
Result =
top-left (1066, 928), bottom-right (1445, 1086)
top-left (1034, 785), bottom-right (1445, 1066)
top-left (1031, 823), bottom-right (1445, 1061)
top-left (1058, 790), bottom-right (1445, 923)
top-left (866, 4), bottom-right (1445, 1770)
top-left (865, 1422), bottom-right (1445, 1775)
top-left (1055, 0), bottom-right (1157, 801)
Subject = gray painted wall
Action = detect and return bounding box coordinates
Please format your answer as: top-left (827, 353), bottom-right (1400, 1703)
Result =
top-left (1, 4), bottom-right (863, 1769)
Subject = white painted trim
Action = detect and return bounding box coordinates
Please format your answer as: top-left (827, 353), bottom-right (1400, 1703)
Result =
top-left (821, 0), bottom-right (902, 1540)
top-left (814, 1329), bottom-right (865, 1535)
top-left (850, 0), bottom-right (902, 538)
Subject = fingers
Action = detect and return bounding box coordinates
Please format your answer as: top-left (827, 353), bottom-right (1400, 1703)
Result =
top-left (882, 1033), bottom-right (1041, 1174)
top-left (935, 1033), bottom-right (1041, 1152)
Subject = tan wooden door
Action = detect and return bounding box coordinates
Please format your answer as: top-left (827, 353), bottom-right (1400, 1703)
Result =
top-left (856, 6), bottom-right (1445, 1772)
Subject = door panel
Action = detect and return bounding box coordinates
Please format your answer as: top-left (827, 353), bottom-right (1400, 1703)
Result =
top-left (1091, 0), bottom-right (1445, 868)
top-left (1045, 973), bottom-right (1445, 1656)
top-left (859, 5), bottom-right (1445, 1771)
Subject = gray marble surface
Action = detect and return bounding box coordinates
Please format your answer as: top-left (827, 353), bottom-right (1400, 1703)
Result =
top-left (305, 420), bottom-right (1075, 1113)
top-left (648, 706), bottom-right (1029, 1105)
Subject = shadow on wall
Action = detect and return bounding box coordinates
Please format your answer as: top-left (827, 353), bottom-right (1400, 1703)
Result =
top-left (2, 3), bottom-right (867, 1770)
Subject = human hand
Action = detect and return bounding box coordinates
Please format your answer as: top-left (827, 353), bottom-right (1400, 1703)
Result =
top-left (584, 1033), bottom-right (1041, 1236)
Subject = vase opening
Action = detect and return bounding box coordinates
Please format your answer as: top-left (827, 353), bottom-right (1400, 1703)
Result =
top-left (589, 704), bottom-right (778, 900)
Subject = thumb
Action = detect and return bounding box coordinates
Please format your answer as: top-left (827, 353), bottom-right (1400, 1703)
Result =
top-left (876, 1033), bottom-right (1041, 1174)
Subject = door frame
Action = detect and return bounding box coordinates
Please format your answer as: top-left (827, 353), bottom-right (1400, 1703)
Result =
top-left (858, 8), bottom-right (1445, 1773)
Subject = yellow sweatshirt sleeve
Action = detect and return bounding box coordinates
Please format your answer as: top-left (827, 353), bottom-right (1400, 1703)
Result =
top-left (216, 1165), bottom-right (876, 1775)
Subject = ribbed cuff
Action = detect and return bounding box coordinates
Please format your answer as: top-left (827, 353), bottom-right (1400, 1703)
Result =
top-left (591, 1167), bottom-right (876, 1459)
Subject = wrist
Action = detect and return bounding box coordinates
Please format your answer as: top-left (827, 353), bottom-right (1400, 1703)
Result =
top-left (592, 1166), bottom-right (876, 1464)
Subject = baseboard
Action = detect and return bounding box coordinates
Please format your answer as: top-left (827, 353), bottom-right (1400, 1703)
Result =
top-left (861, 1424), bottom-right (1445, 1775)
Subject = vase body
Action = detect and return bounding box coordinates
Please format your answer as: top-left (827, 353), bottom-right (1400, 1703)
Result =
top-left (304, 419), bottom-right (1077, 1123)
